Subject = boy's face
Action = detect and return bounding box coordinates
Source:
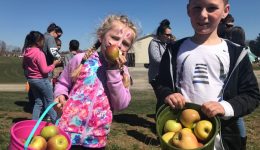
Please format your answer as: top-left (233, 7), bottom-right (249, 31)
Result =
top-left (187, 0), bottom-right (229, 36)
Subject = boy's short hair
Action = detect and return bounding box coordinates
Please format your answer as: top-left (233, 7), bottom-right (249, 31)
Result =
top-left (69, 40), bottom-right (79, 51)
top-left (224, 0), bottom-right (229, 5)
top-left (189, 0), bottom-right (229, 5)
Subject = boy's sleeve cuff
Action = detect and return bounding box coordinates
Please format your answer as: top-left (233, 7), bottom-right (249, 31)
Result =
top-left (219, 100), bottom-right (234, 120)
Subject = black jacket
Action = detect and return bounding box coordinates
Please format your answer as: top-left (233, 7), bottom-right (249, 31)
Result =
top-left (155, 38), bottom-right (260, 150)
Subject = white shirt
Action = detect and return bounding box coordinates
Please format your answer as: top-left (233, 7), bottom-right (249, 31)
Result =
top-left (176, 38), bottom-right (230, 104)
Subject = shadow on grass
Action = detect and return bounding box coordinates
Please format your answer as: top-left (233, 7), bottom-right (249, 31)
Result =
top-left (12, 118), bottom-right (30, 123)
top-left (127, 130), bottom-right (159, 146)
top-left (113, 113), bottom-right (159, 146)
top-left (14, 101), bottom-right (33, 113)
top-left (113, 114), bottom-right (155, 131)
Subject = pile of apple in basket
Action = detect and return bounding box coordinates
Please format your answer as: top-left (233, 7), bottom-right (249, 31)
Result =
top-left (21, 125), bottom-right (69, 150)
top-left (162, 109), bottom-right (213, 149)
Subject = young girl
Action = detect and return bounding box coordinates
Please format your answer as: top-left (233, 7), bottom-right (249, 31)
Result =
top-left (155, 0), bottom-right (260, 149)
top-left (22, 31), bottom-right (61, 123)
top-left (54, 15), bottom-right (138, 149)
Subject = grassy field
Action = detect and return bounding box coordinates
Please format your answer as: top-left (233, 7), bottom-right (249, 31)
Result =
top-left (0, 56), bottom-right (26, 83)
top-left (0, 56), bottom-right (260, 149)
top-left (0, 90), bottom-right (259, 150)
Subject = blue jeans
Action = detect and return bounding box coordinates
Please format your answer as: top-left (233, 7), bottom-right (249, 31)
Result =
top-left (28, 78), bottom-right (57, 123)
top-left (237, 117), bottom-right (246, 137)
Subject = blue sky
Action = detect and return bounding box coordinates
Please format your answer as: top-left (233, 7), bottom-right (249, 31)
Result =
top-left (0, 0), bottom-right (260, 51)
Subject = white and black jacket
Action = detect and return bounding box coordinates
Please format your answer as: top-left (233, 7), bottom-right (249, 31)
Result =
top-left (154, 38), bottom-right (260, 150)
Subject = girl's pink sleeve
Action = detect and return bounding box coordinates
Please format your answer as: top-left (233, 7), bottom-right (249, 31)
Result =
top-left (37, 51), bottom-right (55, 74)
top-left (106, 66), bottom-right (131, 111)
top-left (54, 53), bottom-right (83, 98)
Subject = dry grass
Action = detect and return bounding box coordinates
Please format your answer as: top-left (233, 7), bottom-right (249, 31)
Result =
top-left (0, 90), bottom-right (259, 150)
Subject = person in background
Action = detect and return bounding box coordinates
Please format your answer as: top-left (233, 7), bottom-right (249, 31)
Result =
top-left (55, 38), bottom-right (62, 51)
top-left (218, 13), bottom-right (234, 39)
top-left (43, 23), bottom-right (63, 79)
top-left (63, 39), bottom-right (80, 67)
top-left (52, 38), bottom-right (64, 88)
top-left (155, 0), bottom-right (260, 149)
top-left (53, 15), bottom-right (138, 149)
top-left (22, 31), bottom-right (61, 123)
top-left (148, 19), bottom-right (176, 113)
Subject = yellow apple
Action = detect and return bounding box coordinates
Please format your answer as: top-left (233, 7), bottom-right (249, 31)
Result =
top-left (180, 109), bottom-right (201, 128)
top-left (172, 129), bottom-right (200, 149)
top-left (105, 45), bottom-right (120, 64)
top-left (182, 127), bottom-right (193, 133)
top-left (194, 120), bottom-right (213, 141)
top-left (29, 136), bottom-right (47, 150)
top-left (161, 132), bottom-right (175, 145)
top-left (164, 120), bottom-right (182, 133)
top-left (47, 134), bottom-right (69, 150)
top-left (40, 125), bottom-right (59, 140)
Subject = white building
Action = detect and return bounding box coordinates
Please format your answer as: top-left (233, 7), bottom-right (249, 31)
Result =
top-left (129, 34), bottom-right (154, 67)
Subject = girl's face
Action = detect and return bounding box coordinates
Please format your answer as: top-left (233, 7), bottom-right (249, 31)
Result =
top-left (187, 0), bottom-right (229, 36)
top-left (100, 21), bottom-right (135, 56)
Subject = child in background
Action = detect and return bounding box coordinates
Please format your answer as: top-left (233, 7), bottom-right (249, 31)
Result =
top-left (54, 15), bottom-right (138, 149)
top-left (22, 31), bottom-right (61, 123)
top-left (52, 38), bottom-right (64, 88)
top-left (155, 0), bottom-right (260, 149)
top-left (63, 39), bottom-right (80, 67)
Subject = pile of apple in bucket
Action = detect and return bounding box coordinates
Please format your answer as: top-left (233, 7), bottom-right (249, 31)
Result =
top-left (156, 103), bottom-right (220, 150)
top-left (21, 125), bottom-right (69, 150)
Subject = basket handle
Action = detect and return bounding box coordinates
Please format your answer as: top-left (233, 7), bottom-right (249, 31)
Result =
top-left (24, 102), bottom-right (58, 150)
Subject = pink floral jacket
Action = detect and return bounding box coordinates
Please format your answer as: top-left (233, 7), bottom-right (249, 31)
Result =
top-left (54, 52), bottom-right (131, 148)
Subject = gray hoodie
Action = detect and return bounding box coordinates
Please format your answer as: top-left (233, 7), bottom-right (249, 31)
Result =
top-left (148, 38), bottom-right (167, 82)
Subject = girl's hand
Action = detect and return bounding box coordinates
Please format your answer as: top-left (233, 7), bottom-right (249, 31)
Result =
top-left (53, 59), bottom-right (61, 66)
top-left (107, 51), bottom-right (127, 70)
top-left (164, 93), bottom-right (186, 109)
top-left (201, 101), bottom-right (225, 118)
top-left (54, 95), bottom-right (67, 116)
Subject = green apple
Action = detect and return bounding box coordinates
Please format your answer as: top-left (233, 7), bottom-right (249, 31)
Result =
top-left (47, 134), bottom-right (69, 150)
top-left (40, 125), bottom-right (59, 140)
top-left (161, 132), bottom-right (175, 145)
top-left (105, 45), bottom-right (120, 64)
top-left (29, 136), bottom-right (47, 150)
top-left (172, 129), bottom-right (199, 149)
top-left (164, 120), bottom-right (182, 133)
top-left (194, 120), bottom-right (213, 141)
top-left (180, 109), bottom-right (201, 128)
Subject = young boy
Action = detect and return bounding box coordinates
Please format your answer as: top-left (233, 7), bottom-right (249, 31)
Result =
top-left (154, 0), bottom-right (260, 149)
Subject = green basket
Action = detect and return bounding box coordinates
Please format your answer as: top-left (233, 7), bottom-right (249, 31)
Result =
top-left (156, 103), bottom-right (220, 150)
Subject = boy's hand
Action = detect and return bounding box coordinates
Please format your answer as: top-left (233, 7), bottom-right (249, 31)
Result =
top-left (164, 93), bottom-right (185, 109)
top-left (54, 95), bottom-right (67, 116)
top-left (201, 101), bottom-right (225, 118)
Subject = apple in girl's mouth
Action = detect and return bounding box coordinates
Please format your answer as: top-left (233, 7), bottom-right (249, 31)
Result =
top-left (105, 45), bottom-right (120, 64)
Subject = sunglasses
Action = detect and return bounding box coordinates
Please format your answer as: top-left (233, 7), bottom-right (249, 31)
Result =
top-left (164, 33), bottom-right (172, 37)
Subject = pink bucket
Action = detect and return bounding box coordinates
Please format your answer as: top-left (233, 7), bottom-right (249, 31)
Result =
top-left (8, 102), bottom-right (71, 150)
top-left (8, 120), bottom-right (71, 150)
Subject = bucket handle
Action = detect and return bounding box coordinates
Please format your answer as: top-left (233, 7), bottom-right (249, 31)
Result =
top-left (24, 102), bottom-right (58, 150)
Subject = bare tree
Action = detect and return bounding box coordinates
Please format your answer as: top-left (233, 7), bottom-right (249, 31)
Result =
top-left (250, 33), bottom-right (260, 57)
top-left (0, 40), bottom-right (7, 56)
